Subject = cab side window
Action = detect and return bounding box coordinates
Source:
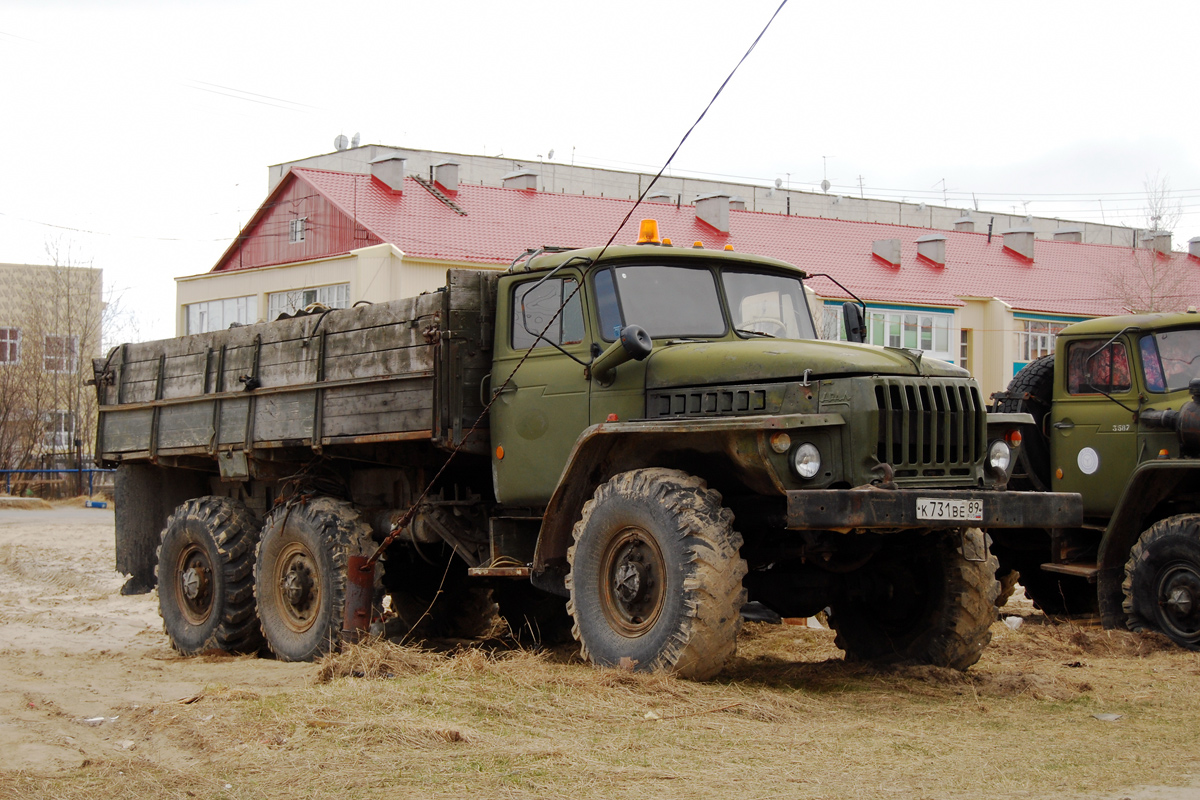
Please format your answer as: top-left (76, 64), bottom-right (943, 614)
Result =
top-left (511, 278), bottom-right (584, 350)
top-left (1067, 339), bottom-right (1131, 395)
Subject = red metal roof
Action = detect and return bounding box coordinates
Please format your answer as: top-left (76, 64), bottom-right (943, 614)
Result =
top-left (214, 167), bottom-right (1199, 317)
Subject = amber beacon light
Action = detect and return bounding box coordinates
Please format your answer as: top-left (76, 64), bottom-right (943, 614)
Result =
top-left (636, 219), bottom-right (661, 244)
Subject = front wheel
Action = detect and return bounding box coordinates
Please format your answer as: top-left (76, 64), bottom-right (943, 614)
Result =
top-left (1123, 515), bottom-right (1200, 649)
top-left (828, 529), bottom-right (999, 671)
top-left (566, 468), bottom-right (746, 680)
top-left (255, 498), bottom-right (376, 662)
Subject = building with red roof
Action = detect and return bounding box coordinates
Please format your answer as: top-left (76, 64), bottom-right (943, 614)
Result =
top-left (176, 156), bottom-right (1200, 399)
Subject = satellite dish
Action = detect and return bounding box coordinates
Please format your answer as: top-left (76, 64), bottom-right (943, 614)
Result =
top-left (917, 202), bottom-right (926, 212)
top-left (820, 179), bottom-right (831, 193)
top-left (334, 134), bottom-right (349, 151)
top-left (351, 132), bottom-right (361, 148)
top-left (774, 178), bottom-right (783, 189)
top-left (547, 148), bottom-right (555, 160)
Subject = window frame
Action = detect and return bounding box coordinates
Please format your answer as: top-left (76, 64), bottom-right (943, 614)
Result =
top-left (0, 327), bottom-right (21, 365)
top-left (43, 334), bottom-right (78, 374)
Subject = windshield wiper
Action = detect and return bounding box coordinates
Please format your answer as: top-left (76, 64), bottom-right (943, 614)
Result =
top-left (735, 328), bottom-right (776, 338)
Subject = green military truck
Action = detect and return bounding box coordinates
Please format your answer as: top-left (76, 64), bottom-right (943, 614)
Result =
top-left (96, 223), bottom-right (1080, 677)
top-left (993, 311), bottom-right (1200, 646)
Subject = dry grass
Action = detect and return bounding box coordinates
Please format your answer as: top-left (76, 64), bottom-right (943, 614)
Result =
top-left (6, 618), bottom-right (1200, 799)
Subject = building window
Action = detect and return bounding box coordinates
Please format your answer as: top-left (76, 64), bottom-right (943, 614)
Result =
top-left (44, 410), bottom-right (74, 450)
top-left (267, 284), bottom-right (350, 320)
top-left (289, 218), bottom-right (307, 244)
top-left (43, 335), bottom-right (77, 373)
top-left (960, 329), bottom-right (971, 373)
top-left (1015, 319), bottom-right (1068, 363)
top-left (823, 305), bottom-right (954, 362)
top-left (0, 328), bottom-right (20, 364)
top-left (186, 296), bottom-right (257, 334)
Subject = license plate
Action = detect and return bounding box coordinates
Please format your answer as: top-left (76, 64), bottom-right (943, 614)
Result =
top-left (916, 498), bottom-right (983, 522)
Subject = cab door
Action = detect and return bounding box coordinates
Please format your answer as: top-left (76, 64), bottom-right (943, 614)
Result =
top-left (1050, 337), bottom-right (1139, 519)
top-left (490, 273), bottom-right (592, 506)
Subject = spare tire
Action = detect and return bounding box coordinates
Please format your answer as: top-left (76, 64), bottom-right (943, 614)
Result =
top-left (996, 354), bottom-right (1055, 491)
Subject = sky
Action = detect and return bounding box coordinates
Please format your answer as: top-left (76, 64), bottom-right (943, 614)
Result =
top-left (3, 0), bottom-right (1198, 342)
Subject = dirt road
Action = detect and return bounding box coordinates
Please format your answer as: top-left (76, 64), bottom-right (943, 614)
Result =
top-left (3, 505), bottom-right (1200, 799)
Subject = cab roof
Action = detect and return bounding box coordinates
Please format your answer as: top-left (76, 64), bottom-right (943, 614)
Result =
top-left (511, 242), bottom-right (806, 276)
top-left (1061, 309), bottom-right (1200, 336)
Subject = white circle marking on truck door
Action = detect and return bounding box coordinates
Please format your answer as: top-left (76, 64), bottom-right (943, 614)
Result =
top-left (1077, 447), bottom-right (1100, 475)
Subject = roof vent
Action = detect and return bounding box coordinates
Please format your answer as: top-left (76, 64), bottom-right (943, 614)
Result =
top-left (872, 239), bottom-right (902, 267)
top-left (646, 190), bottom-right (673, 203)
top-left (433, 160), bottom-right (459, 194)
top-left (916, 234), bottom-right (946, 266)
top-left (1141, 230), bottom-right (1172, 254)
top-left (954, 211), bottom-right (974, 232)
top-left (729, 195), bottom-right (747, 211)
top-left (695, 193), bottom-right (731, 233)
top-left (502, 169), bottom-right (538, 191)
top-left (370, 155), bottom-right (406, 193)
top-left (1053, 226), bottom-right (1083, 243)
top-left (1002, 226), bottom-right (1035, 261)
top-left (1189, 236), bottom-right (1200, 259)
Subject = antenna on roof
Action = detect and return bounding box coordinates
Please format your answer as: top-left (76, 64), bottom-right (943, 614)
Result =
top-left (351, 132), bottom-right (361, 148)
top-left (334, 134), bottom-right (349, 152)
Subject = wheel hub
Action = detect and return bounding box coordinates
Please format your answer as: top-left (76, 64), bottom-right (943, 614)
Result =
top-left (599, 528), bottom-right (665, 637)
top-left (282, 563), bottom-right (314, 606)
top-left (175, 545), bottom-right (214, 625)
top-left (274, 542), bottom-right (321, 633)
top-left (1157, 563), bottom-right (1200, 641)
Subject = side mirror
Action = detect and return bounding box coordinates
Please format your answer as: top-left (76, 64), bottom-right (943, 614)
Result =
top-left (842, 302), bottom-right (866, 343)
top-left (590, 325), bottom-right (652, 383)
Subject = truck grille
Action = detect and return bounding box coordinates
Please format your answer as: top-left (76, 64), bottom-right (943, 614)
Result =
top-left (873, 378), bottom-right (984, 477)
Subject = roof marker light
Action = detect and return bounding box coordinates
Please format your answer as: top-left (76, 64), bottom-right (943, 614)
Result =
top-left (693, 241), bottom-right (704, 248)
top-left (662, 238), bottom-right (672, 246)
top-left (636, 219), bottom-right (661, 245)
top-left (724, 244), bottom-right (734, 251)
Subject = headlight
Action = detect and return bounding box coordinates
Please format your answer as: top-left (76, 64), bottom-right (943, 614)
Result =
top-left (988, 440), bottom-right (1011, 473)
top-left (792, 443), bottom-right (822, 479)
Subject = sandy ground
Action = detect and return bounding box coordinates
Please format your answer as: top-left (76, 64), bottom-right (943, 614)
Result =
top-left (0, 506), bottom-right (312, 774)
top-left (2, 505), bottom-right (1199, 799)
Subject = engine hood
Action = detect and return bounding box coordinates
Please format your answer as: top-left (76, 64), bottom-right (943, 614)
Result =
top-left (644, 338), bottom-right (968, 390)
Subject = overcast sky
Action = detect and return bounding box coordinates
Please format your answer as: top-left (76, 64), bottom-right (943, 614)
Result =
top-left (3, 0), bottom-right (1198, 342)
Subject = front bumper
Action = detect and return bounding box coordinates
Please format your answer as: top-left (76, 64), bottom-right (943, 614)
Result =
top-left (786, 488), bottom-right (1083, 530)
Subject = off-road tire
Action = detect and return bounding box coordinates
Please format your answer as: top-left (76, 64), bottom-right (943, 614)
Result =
top-left (255, 498), bottom-right (376, 662)
top-left (156, 497), bottom-right (263, 656)
top-left (383, 550), bottom-right (499, 642)
top-left (827, 530), bottom-right (999, 671)
top-left (494, 583), bottom-right (574, 645)
top-left (566, 468), bottom-right (747, 680)
top-left (1123, 514), bottom-right (1200, 649)
top-left (996, 354), bottom-right (1055, 491)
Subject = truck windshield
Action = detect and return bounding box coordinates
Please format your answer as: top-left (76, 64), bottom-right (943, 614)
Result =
top-left (1140, 329), bottom-right (1200, 393)
top-left (722, 271), bottom-right (817, 340)
top-left (593, 264), bottom-right (814, 341)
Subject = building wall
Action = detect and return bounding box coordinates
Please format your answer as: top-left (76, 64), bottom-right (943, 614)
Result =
top-left (176, 245), bottom-right (504, 334)
top-left (218, 174), bottom-right (382, 272)
top-left (0, 263), bottom-right (104, 467)
top-left (271, 145), bottom-right (1141, 248)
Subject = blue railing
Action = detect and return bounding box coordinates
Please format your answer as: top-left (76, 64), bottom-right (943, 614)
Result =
top-left (0, 468), bottom-right (116, 496)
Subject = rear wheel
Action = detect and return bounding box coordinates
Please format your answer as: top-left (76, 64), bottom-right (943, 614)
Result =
top-left (566, 468), bottom-right (746, 680)
top-left (255, 498), bottom-right (376, 662)
top-left (156, 497), bottom-right (262, 655)
top-left (1123, 515), bottom-right (1200, 649)
top-left (828, 529), bottom-right (999, 671)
